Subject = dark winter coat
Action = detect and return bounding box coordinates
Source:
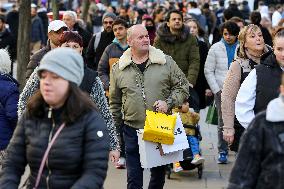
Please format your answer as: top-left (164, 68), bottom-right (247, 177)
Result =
top-left (194, 40), bottom-right (210, 109)
top-left (254, 51), bottom-right (282, 113)
top-left (86, 30), bottom-right (115, 71)
top-left (30, 15), bottom-right (45, 44)
top-left (6, 10), bottom-right (19, 40)
top-left (25, 40), bottom-right (51, 80)
top-left (259, 25), bottom-right (273, 47)
top-left (0, 74), bottom-right (19, 150)
top-left (98, 41), bottom-right (128, 90)
top-left (228, 96), bottom-right (284, 189)
top-left (0, 28), bottom-right (17, 62)
top-left (154, 23), bottom-right (200, 86)
top-left (0, 108), bottom-right (109, 189)
top-left (73, 22), bottom-right (92, 56)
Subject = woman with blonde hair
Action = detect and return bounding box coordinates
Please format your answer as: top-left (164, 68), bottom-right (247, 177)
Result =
top-left (221, 24), bottom-right (271, 152)
top-left (234, 27), bottom-right (284, 142)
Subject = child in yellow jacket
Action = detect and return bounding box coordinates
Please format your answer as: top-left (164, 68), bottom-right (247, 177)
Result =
top-left (172, 100), bottom-right (205, 171)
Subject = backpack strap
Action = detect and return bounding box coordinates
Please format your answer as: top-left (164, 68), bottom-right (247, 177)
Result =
top-left (93, 32), bottom-right (102, 53)
top-left (33, 123), bottom-right (65, 189)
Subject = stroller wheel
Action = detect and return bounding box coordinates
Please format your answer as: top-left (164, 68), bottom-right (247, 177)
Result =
top-left (197, 164), bottom-right (203, 179)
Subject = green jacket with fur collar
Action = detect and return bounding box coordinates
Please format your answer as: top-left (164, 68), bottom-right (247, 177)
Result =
top-left (109, 46), bottom-right (189, 129)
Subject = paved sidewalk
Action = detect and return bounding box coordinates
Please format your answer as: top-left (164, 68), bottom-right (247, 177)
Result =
top-left (104, 108), bottom-right (236, 189)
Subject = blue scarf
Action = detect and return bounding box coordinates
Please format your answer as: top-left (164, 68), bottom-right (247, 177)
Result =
top-left (222, 38), bottom-right (238, 68)
top-left (113, 38), bottom-right (128, 51)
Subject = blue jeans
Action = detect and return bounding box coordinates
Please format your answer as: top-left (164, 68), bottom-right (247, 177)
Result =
top-left (123, 126), bottom-right (166, 189)
top-left (187, 135), bottom-right (200, 156)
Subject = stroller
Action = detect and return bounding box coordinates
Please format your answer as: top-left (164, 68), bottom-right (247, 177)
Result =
top-left (166, 123), bottom-right (204, 179)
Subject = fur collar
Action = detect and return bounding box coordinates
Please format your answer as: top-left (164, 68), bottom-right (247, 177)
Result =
top-left (118, 46), bottom-right (166, 70)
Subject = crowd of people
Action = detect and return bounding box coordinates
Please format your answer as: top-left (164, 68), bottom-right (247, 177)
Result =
top-left (0, 0), bottom-right (283, 188)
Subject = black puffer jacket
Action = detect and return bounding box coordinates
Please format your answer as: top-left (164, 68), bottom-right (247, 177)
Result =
top-left (0, 108), bottom-right (109, 189)
top-left (228, 96), bottom-right (284, 189)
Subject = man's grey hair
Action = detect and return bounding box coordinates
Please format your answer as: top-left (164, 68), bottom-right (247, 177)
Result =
top-left (127, 24), bottom-right (146, 40)
top-left (63, 11), bottom-right (77, 21)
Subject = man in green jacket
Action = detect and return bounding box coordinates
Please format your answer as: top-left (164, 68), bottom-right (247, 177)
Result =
top-left (109, 24), bottom-right (189, 189)
top-left (154, 10), bottom-right (200, 88)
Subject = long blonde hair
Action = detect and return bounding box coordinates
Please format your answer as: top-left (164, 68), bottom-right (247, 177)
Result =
top-left (238, 24), bottom-right (262, 59)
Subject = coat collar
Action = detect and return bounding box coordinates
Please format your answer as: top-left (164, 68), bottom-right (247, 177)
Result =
top-left (118, 45), bottom-right (166, 70)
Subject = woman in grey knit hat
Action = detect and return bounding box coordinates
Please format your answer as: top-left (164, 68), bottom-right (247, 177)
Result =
top-left (0, 48), bottom-right (109, 189)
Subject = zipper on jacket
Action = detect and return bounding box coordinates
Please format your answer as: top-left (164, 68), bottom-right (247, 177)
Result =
top-left (46, 107), bottom-right (54, 189)
top-left (133, 65), bottom-right (147, 107)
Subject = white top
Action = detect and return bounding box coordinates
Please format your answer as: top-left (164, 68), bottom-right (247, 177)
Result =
top-left (235, 69), bottom-right (257, 129)
top-left (272, 11), bottom-right (282, 27)
top-left (236, 66), bottom-right (284, 128)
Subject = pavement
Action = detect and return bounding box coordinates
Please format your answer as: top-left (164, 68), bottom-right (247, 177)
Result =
top-left (17, 108), bottom-right (235, 189)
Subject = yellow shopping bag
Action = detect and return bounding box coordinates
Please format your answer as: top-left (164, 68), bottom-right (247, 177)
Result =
top-left (143, 110), bottom-right (177, 145)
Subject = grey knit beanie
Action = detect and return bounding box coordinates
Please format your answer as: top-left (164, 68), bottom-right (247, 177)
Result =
top-left (37, 48), bottom-right (84, 86)
top-left (102, 12), bottom-right (117, 21)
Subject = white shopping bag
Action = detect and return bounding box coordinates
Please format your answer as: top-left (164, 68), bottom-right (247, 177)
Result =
top-left (161, 113), bottom-right (189, 154)
top-left (137, 130), bottom-right (183, 169)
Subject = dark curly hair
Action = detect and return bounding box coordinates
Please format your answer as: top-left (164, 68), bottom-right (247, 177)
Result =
top-left (220, 21), bottom-right (240, 36)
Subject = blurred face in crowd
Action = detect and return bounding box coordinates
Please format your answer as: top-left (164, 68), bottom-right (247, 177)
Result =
top-left (244, 27), bottom-right (264, 53)
top-left (274, 36), bottom-right (284, 67)
top-left (63, 14), bottom-right (76, 29)
top-left (61, 41), bottom-right (83, 54)
top-left (0, 19), bottom-right (5, 32)
top-left (48, 28), bottom-right (67, 47)
top-left (40, 70), bottom-right (69, 108)
top-left (31, 7), bottom-right (37, 17)
top-left (119, 8), bottom-right (127, 18)
top-left (187, 21), bottom-right (198, 37)
top-left (156, 10), bottom-right (165, 21)
top-left (103, 17), bottom-right (114, 33)
top-left (48, 28), bottom-right (65, 46)
top-left (107, 6), bottom-right (114, 13)
top-left (113, 24), bottom-right (127, 41)
top-left (222, 28), bottom-right (237, 44)
top-left (127, 8), bottom-right (135, 19)
top-left (236, 21), bottom-right (244, 30)
top-left (167, 12), bottom-right (183, 32)
top-left (128, 25), bottom-right (150, 53)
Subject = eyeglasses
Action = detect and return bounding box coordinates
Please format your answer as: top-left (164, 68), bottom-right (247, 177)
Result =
top-left (103, 21), bottom-right (113, 25)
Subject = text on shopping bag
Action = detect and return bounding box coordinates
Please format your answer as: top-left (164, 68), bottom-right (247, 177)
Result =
top-left (161, 113), bottom-right (189, 154)
top-left (143, 110), bottom-right (177, 144)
